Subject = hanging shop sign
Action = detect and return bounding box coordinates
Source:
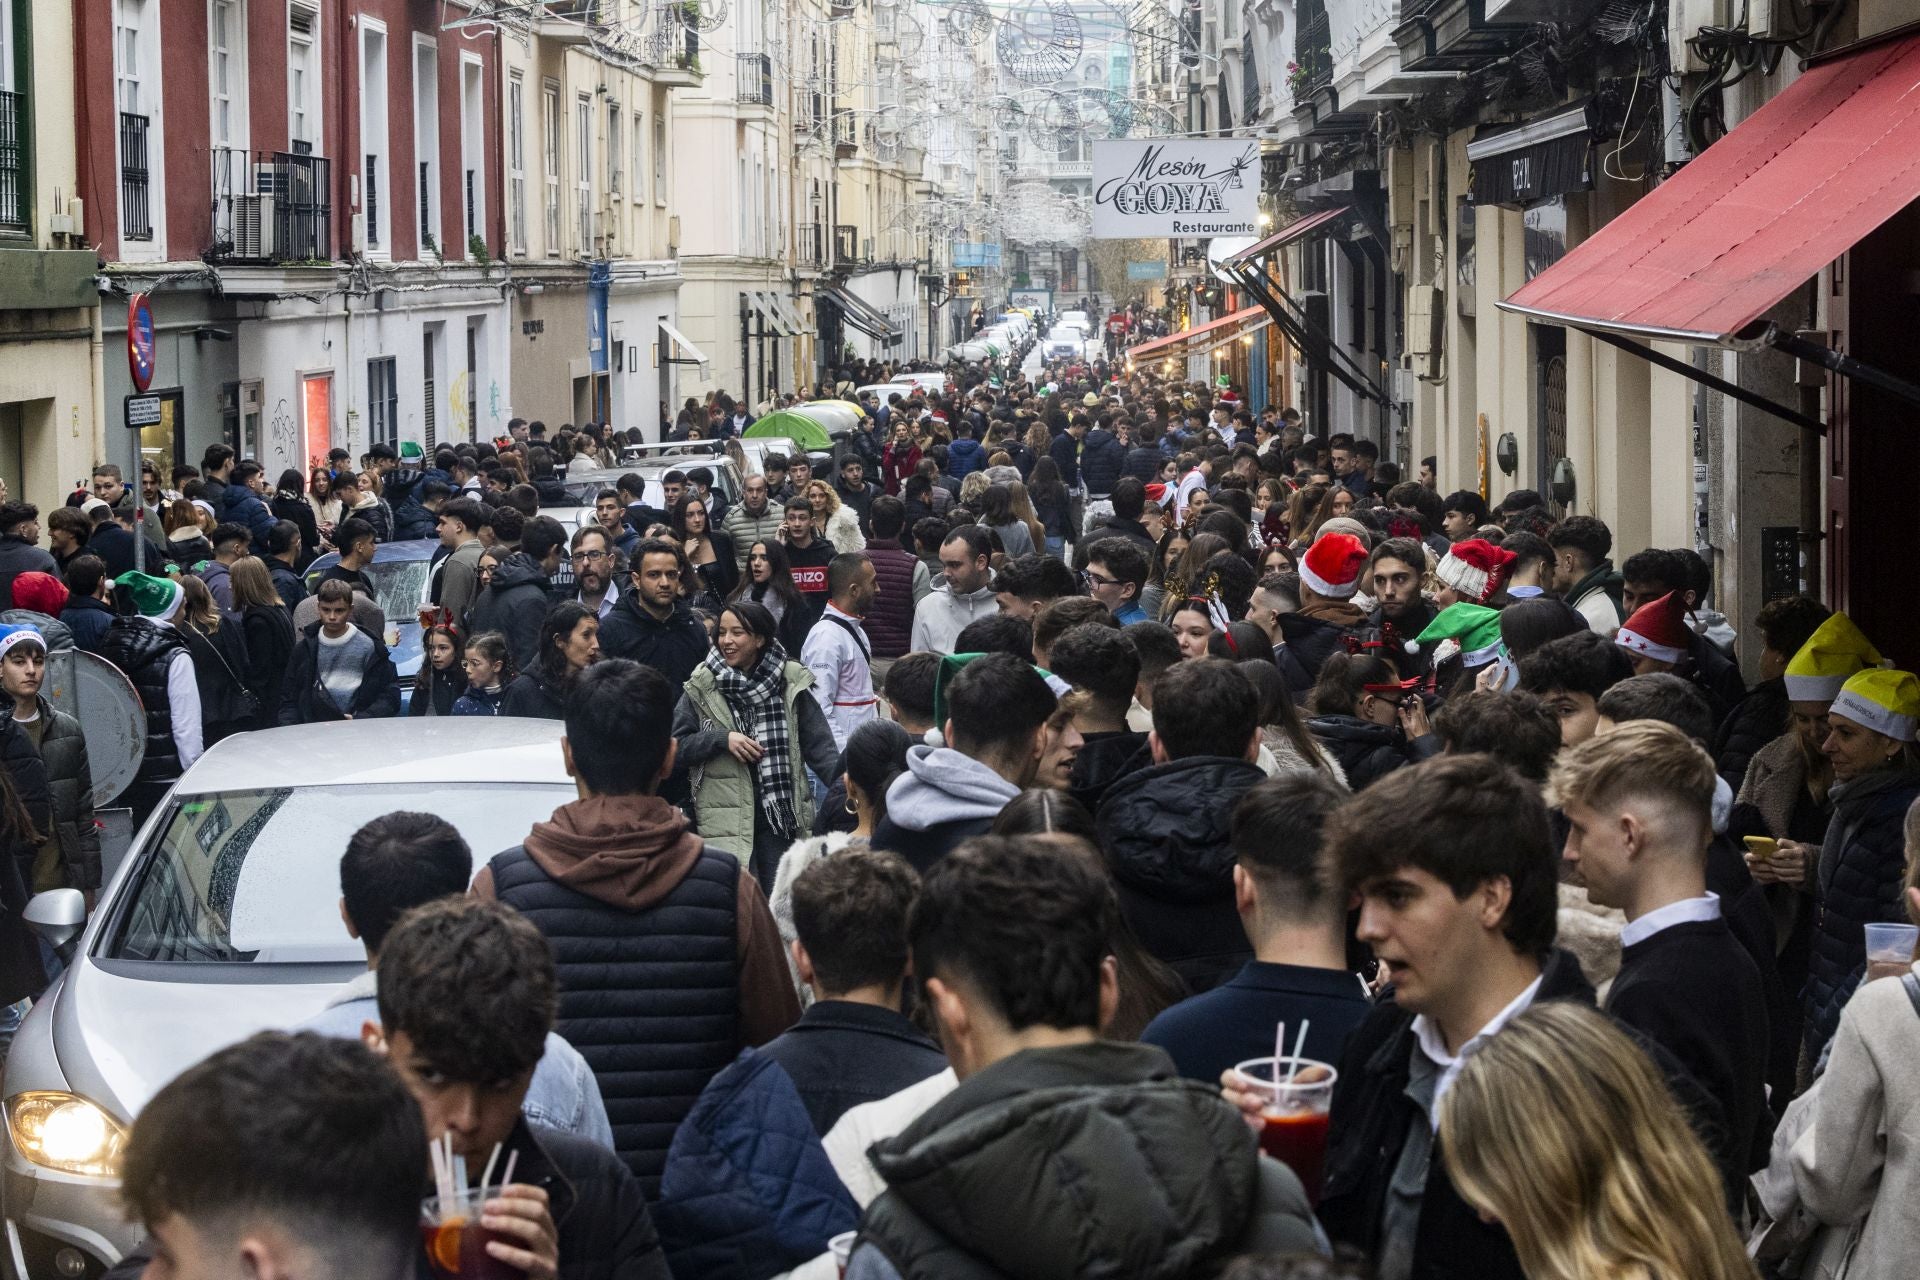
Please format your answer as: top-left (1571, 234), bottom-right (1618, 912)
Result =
top-left (1091, 138), bottom-right (1261, 239)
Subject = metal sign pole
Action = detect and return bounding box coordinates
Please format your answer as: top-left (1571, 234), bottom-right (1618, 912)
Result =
top-left (131, 415), bottom-right (143, 576)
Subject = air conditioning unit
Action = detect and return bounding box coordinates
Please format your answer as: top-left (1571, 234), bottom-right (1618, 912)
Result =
top-left (232, 194), bottom-right (278, 258)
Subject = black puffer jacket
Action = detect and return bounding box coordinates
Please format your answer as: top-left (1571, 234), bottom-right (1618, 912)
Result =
top-left (1307, 715), bottom-right (1440, 790)
top-left (1123, 445), bottom-right (1165, 484)
top-left (466, 553), bottom-right (554, 676)
top-left (854, 1041), bottom-right (1318, 1280)
top-left (1804, 768), bottom-right (1920, 1062)
top-left (1079, 428), bottom-right (1127, 495)
top-left (1712, 676), bottom-right (1788, 793)
top-left (28, 698), bottom-right (99, 892)
top-left (1095, 756), bottom-right (1265, 992)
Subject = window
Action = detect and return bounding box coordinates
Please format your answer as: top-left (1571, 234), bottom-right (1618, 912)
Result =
top-left (641, 111), bottom-right (656, 206)
top-left (507, 71), bottom-right (525, 254)
top-left (357, 18), bottom-right (389, 255)
top-left (459, 53), bottom-right (484, 248)
top-left (542, 81), bottom-right (559, 256)
top-left (367, 356), bottom-right (398, 447)
top-left (607, 103), bottom-right (621, 197)
top-left (287, 0), bottom-right (320, 153)
top-left (575, 92), bottom-right (590, 253)
top-left (414, 37), bottom-right (441, 255)
top-left (653, 111), bottom-right (666, 206)
top-left (115, 0), bottom-right (163, 247)
top-left (208, 0), bottom-right (247, 151)
top-left (1, 0), bottom-right (26, 234)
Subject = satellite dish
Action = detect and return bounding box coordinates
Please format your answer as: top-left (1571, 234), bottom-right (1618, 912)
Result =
top-left (43, 650), bottom-right (147, 807)
top-left (1207, 236), bottom-right (1258, 283)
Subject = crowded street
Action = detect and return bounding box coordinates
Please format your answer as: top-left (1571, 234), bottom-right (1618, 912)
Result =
top-left (1, 1), bottom-right (1919, 1278)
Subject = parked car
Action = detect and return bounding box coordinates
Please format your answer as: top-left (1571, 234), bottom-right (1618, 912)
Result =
top-left (301, 538), bottom-right (437, 678)
top-left (0, 720), bottom-right (576, 1278)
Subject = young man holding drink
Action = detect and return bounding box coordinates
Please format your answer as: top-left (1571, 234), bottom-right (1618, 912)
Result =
top-left (845, 835), bottom-right (1317, 1280)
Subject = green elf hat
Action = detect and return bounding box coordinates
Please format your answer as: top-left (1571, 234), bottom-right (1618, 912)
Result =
top-left (115, 571), bottom-right (184, 623)
top-left (924, 652), bottom-right (1069, 747)
top-left (1413, 602), bottom-right (1504, 668)
top-left (399, 440), bottom-right (426, 464)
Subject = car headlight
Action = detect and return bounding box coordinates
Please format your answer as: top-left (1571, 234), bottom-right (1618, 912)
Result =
top-left (5, 1092), bottom-right (127, 1177)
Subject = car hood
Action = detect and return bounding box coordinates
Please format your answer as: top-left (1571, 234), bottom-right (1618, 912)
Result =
top-left (40, 957), bottom-right (355, 1121)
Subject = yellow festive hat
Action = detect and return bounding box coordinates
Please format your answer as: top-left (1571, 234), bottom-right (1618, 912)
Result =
top-left (1829, 668), bottom-right (1920, 743)
top-left (1783, 612), bottom-right (1882, 703)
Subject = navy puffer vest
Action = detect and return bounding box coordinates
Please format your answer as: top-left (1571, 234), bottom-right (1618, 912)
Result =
top-left (97, 618), bottom-right (188, 783)
top-left (488, 843), bottom-right (739, 1197)
top-left (864, 544), bottom-right (920, 660)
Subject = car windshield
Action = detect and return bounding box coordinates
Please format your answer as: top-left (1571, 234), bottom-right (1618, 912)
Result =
top-left (368, 557), bottom-right (431, 622)
top-left (105, 783), bottom-right (571, 963)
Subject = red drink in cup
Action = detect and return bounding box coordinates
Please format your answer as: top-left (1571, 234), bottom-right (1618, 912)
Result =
top-left (421, 1191), bottom-right (524, 1280)
top-left (1234, 1056), bottom-right (1337, 1205)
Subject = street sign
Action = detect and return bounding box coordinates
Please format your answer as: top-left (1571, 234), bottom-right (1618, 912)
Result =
top-left (1091, 138), bottom-right (1260, 239)
top-left (125, 393), bottom-right (162, 429)
top-left (1127, 260), bottom-right (1168, 280)
top-left (127, 292), bottom-right (156, 392)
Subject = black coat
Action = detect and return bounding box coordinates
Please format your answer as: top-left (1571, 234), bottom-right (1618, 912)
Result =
top-left (1804, 769), bottom-right (1920, 1061)
top-left (1123, 445), bottom-right (1166, 484)
top-left (1079, 428), bottom-right (1127, 495)
top-left (466, 553), bottom-right (554, 676)
top-left (1713, 676), bottom-right (1788, 793)
top-left (408, 663), bottom-right (463, 716)
top-left (0, 535), bottom-right (57, 611)
top-left (0, 720), bottom-right (50, 1004)
top-left (59, 595), bottom-right (114, 653)
top-left (1319, 952), bottom-right (1595, 1280)
top-left (270, 492), bottom-right (322, 570)
top-left (1274, 611), bottom-right (1356, 702)
top-left (179, 619), bottom-right (255, 740)
top-left (276, 622), bottom-right (400, 724)
top-left (1307, 715), bottom-right (1440, 790)
top-left (1683, 632), bottom-right (1747, 730)
top-left (501, 669), bottom-right (568, 719)
top-left (240, 603), bottom-right (296, 730)
top-left (269, 560), bottom-right (309, 611)
top-left (1047, 431), bottom-right (1082, 488)
top-left (1096, 755), bottom-right (1266, 993)
top-left (598, 594), bottom-right (709, 688)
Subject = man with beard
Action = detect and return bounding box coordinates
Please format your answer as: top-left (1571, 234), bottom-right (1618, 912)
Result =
top-left (598, 538), bottom-right (708, 687)
top-left (570, 526), bottom-right (621, 620)
top-left (1357, 537), bottom-right (1437, 681)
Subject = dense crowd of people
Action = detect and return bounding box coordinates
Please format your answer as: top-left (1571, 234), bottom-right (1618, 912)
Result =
top-left (1, 301), bottom-right (1917, 1280)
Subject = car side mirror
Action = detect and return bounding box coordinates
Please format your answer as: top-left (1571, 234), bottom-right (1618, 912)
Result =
top-left (24, 889), bottom-right (87, 950)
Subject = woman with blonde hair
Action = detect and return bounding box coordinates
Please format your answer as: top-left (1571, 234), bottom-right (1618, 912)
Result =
top-left (957, 469), bottom-right (992, 510)
top-left (1006, 480), bottom-right (1048, 560)
top-left (804, 478), bottom-right (865, 554)
top-left (1438, 1001), bottom-right (1758, 1280)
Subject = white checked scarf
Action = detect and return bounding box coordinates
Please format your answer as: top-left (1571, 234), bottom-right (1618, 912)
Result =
top-left (703, 642), bottom-right (800, 838)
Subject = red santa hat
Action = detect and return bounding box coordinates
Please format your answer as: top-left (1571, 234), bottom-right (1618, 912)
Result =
top-left (1614, 590), bottom-right (1691, 665)
top-left (1144, 482), bottom-right (1174, 509)
top-left (1434, 539), bottom-right (1516, 605)
top-left (1300, 532), bottom-right (1369, 600)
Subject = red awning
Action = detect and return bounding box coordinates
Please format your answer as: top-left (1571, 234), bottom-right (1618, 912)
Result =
top-left (1126, 305), bottom-right (1272, 362)
top-left (1501, 31), bottom-right (1920, 343)
top-left (1227, 206), bottom-right (1351, 268)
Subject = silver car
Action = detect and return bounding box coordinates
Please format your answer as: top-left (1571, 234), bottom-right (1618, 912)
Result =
top-left (0, 720), bottom-right (574, 1279)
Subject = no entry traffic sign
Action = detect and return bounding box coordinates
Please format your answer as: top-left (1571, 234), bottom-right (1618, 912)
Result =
top-left (127, 292), bottom-right (156, 393)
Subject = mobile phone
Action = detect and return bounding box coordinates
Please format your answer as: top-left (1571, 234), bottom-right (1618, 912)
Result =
top-left (1742, 836), bottom-right (1778, 860)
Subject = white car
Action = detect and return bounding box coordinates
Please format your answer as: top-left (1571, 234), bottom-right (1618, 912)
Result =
top-left (0, 721), bottom-right (575, 1277)
top-left (1044, 327), bottom-right (1091, 360)
top-left (1058, 310), bottom-right (1091, 333)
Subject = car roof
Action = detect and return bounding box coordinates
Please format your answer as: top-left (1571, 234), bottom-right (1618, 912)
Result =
top-left (174, 720), bottom-right (572, 794)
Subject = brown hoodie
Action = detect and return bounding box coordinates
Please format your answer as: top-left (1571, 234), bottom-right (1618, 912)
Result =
top-left (473, 793), bottom-right (799, 1044)
top-left (1298, 594), bottom-right (1367, 629)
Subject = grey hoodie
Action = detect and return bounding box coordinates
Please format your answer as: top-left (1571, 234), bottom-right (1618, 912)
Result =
top-left (908, 582), bottom-right (999, 655)
top-left (885, 745), bottom-right (1020, 831)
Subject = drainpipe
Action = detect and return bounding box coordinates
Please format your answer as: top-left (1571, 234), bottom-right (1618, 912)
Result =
top-left (1794, 330), bottom-right (1824, 600)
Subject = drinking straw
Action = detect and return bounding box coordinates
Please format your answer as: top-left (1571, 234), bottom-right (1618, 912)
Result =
top-left (454, 1153), bottom-right (468, 1196)
top-left (500, 1150), bottom-right (520, 1197)
top-left (479, 1142), bottom-right (502, 1202)
top-left (1273, 1021), bottom-right (1285, 1072)
top-left (1290, 1020), bottom-right (1311, 1076)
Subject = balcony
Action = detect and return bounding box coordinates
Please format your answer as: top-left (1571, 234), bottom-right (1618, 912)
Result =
top-left (736, 52), bottom-right (773, 106)
top-left (796, 220), bottom-right (827, 269)
top-left (647, 27), bottom-right (702, 85)
top-left (210, 147), bottom-right (333, 264)
top-left (0, 91), bottom-right (25, 235)
top-left (1393, 0), bottom-right (1529, 75)
top-left (120, 112), bottom-right (153, 241)
top-left (833, 223), bottom-right (860, 267)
